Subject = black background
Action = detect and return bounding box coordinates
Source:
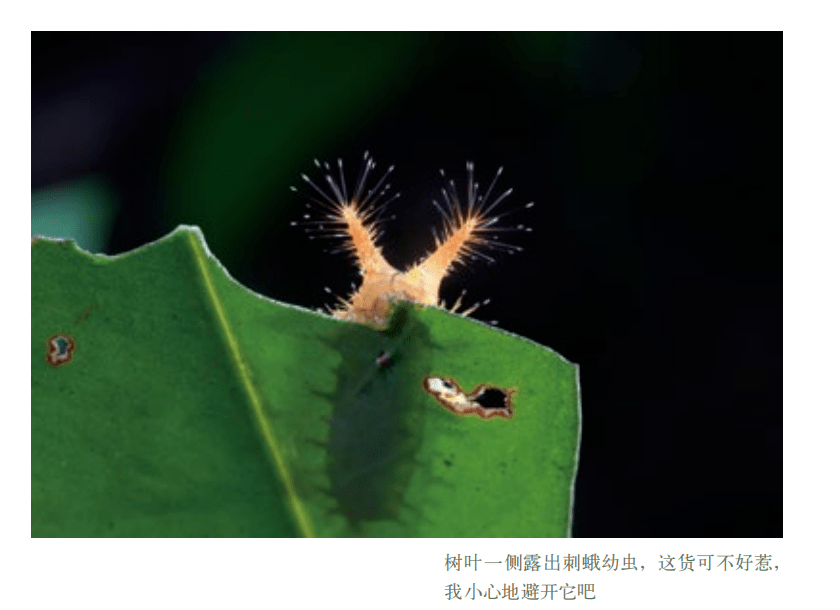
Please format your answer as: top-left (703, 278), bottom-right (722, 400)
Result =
top-left (32, 32), bottom-right (781, 537)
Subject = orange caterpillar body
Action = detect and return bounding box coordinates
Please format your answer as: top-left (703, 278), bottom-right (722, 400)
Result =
top-left (291, 152), bottom-right (532, 327)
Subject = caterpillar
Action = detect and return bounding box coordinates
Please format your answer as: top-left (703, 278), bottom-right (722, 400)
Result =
top-left (291, 153), bottom-right (532, 531)
top-left (290, 152), bottom-right (533, 327)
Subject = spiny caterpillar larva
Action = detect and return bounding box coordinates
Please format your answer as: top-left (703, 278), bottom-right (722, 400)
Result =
top-left (290, 151), bottom-right (534, 327)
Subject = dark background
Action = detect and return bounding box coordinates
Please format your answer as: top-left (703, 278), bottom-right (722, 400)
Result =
top-left (32, 32), bottom-right (781, 537)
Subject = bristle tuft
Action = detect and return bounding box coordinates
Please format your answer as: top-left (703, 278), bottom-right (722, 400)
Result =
top-left (417, 162), bottom-right (532, 282)
top-left (290, 155), bottom-right (532, 328)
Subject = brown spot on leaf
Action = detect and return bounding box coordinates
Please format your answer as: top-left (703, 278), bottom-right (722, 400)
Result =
top-left (422, 375), bottom-right (515, 419)
top-left (75, 302), bottom-right (99, 326)
top-left (47, 334), bottom-right (75, 366)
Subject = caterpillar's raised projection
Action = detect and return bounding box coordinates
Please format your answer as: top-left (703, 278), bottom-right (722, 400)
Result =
top-left (291, 152), bottom-right (533, 327)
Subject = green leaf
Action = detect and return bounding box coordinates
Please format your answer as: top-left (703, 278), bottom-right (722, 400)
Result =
top-left (32, 227), bottom-right (580, 537)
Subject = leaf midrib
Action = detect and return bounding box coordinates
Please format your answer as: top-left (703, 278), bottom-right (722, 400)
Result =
top-left (187, 230), bottom-right (315, 537)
